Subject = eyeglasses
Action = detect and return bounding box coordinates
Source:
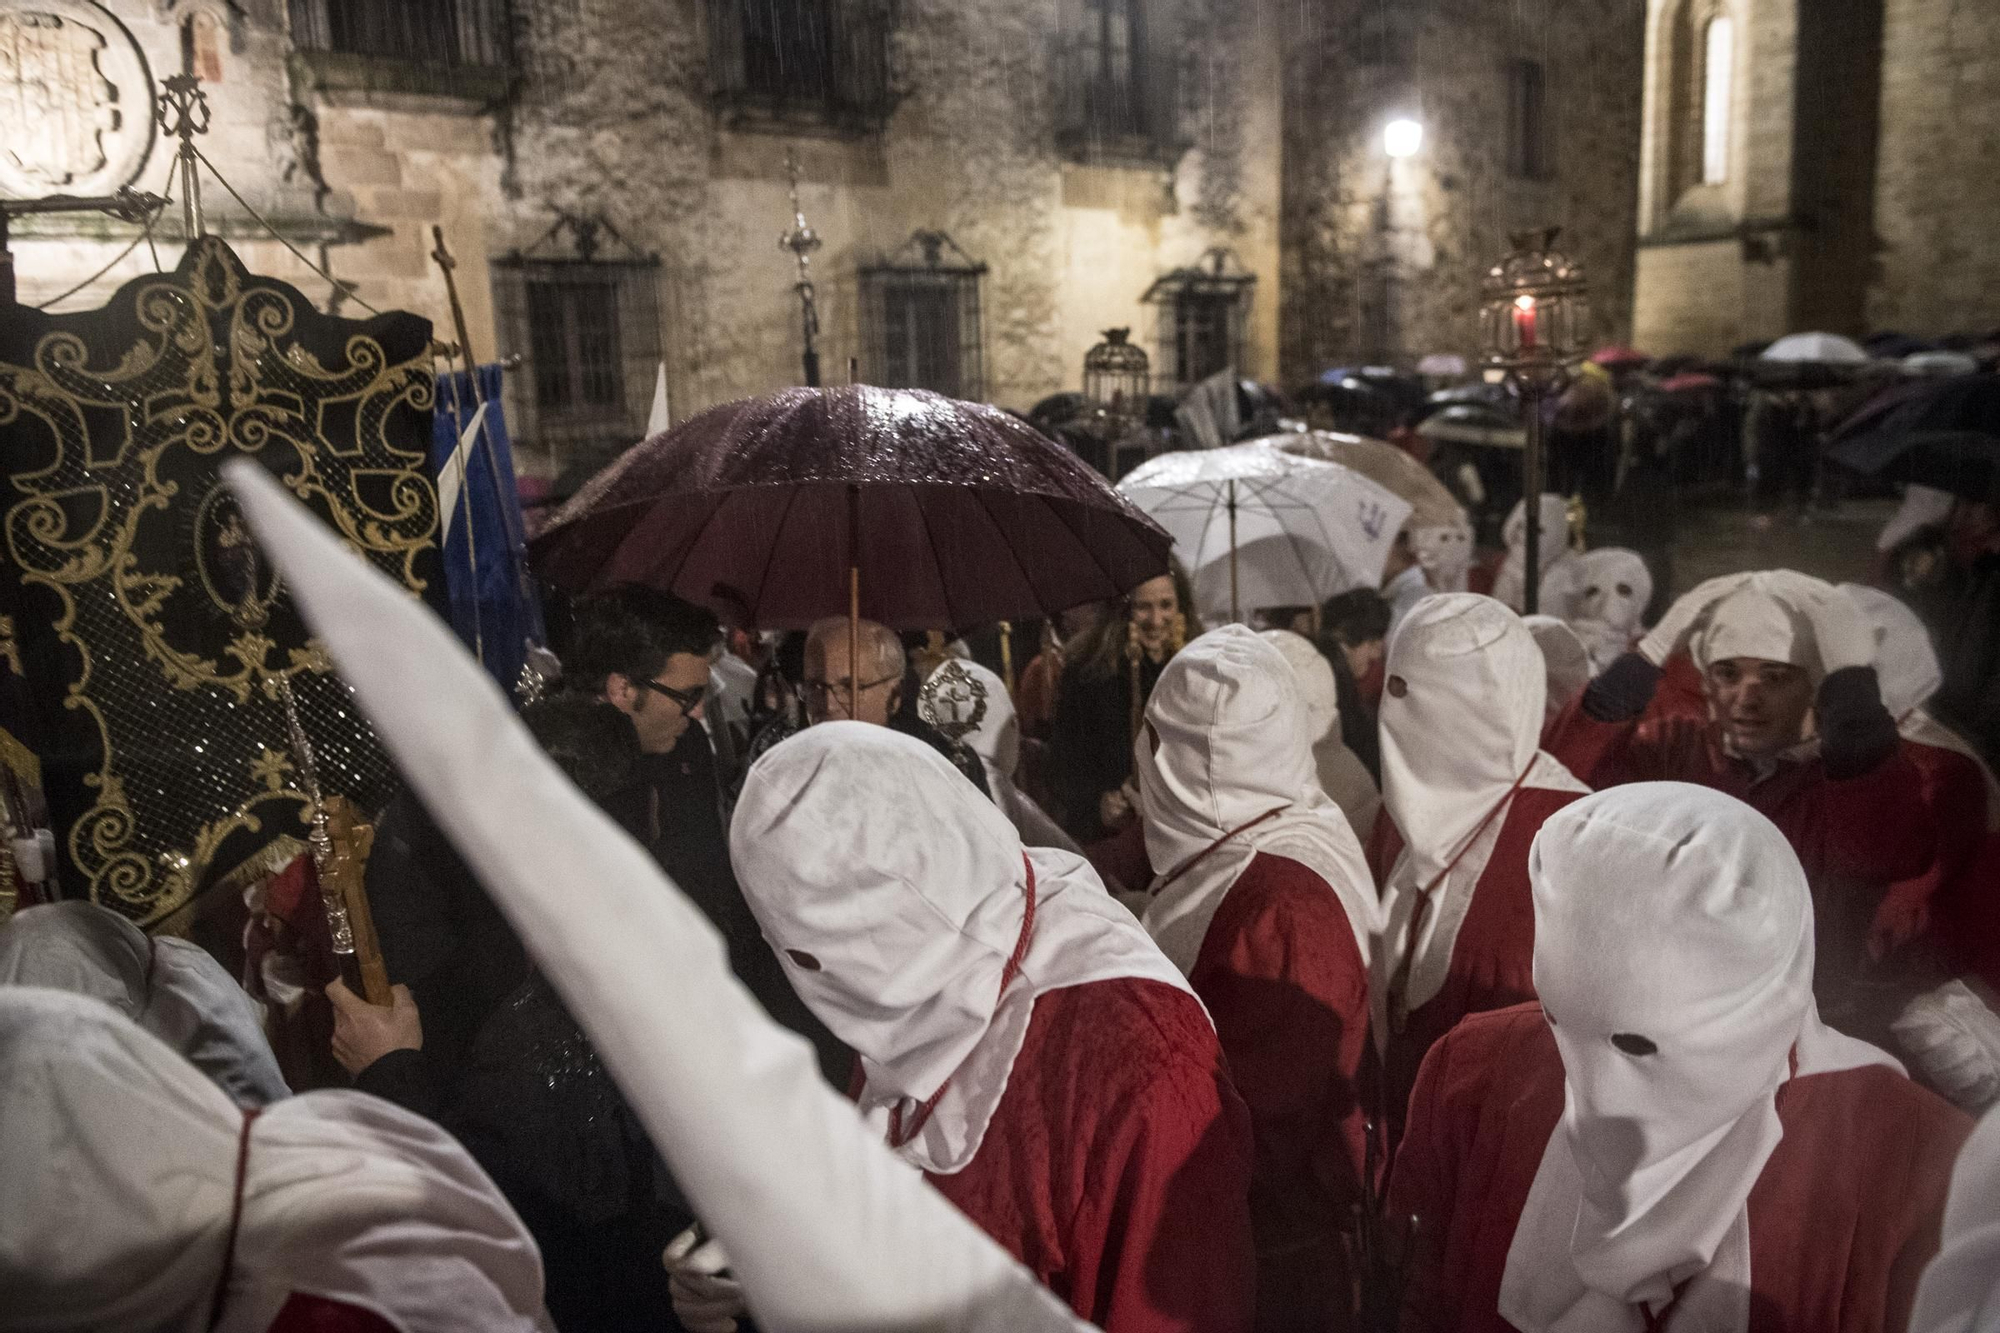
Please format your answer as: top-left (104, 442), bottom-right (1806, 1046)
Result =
top-left (801, 673), bottom-right (902, 708)
top-left (642, 677), bottom-right (707, 716)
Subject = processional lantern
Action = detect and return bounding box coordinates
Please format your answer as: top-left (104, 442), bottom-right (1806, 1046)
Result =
top-left (1480, 227), bottom-right (1588, 613)
top-left (1082, 327), bottom-right (1150, 447)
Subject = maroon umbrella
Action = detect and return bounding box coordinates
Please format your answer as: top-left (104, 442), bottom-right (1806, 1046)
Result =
top-left (531, 386), bottom-right (1172, 634)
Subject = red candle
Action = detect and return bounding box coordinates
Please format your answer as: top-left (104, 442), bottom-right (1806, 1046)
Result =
top-left (1513, 296), bottom-right (1538, 350)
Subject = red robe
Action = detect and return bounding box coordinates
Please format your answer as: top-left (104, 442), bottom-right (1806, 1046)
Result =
top-left (926, 977), bottom-right (1257, 1333)
top-left (1881, 738), bottom-right (1992, 960)
top-left (267, 1296), bottom-right (398, 1332)
top-left (1185, 852), bottom-right (1373, 1333)
top-left (1387, 1004), bottom-right (1971, 1333)
top-left (1367, 788), bottom-right (1588, 1147)
top-left (1546, 698), bottom-right (1936, 1012)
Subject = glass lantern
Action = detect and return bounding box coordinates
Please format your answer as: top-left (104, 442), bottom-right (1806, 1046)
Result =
top-left (1481, 227), bottom-right (1589, 391)
top-left (1082, 327), bottom-right (1150, 440)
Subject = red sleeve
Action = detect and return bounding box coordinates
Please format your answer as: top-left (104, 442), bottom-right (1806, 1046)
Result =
top-left (1875, 745), bottom-right (1989, 945)
top-left (1067, 996), bottom-right (1258, 1333)
top-left (1085, 818), bottom-right (1153, 896)
top-left (1384, 1023), bottom-right (1472, 1333)
top-left (1365, 807), bottom-right (1404, 890)
top-left (1811, 746), bottom-right (1938, 885)
top-left (265, 1295), bottom-right (399, 1333)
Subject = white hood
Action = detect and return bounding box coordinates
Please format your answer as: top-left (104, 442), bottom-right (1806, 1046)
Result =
top-left (1500, 783), bottom-right (1899, 1333)
top-left (1525, 615), bottom-right (1592, 725)
top-left (1494, 494), bottom-right (1580, 613)
top-left (1412, 521), bottom-right (1475, 593)
top-left (920, 658), bottom-right (1080, 853)
top-left (0, 986), bottom-right (548, 1333)
top-left (730, 722), bottom-right (1190, 1175)
top-left (1841, 583), bottom-right (2000, 830)
top-left (0, 899), bottom-right (289, 1106)
top-left (1259, 629), bottom-right (1382, 836)
top-left (1910, 1103), bottom-right (2000, 1333)
top-left (1135, 625), bottom-right (1378, 975)
top-left (225, 461), bottom-right (1096, 1333)
top-left (1374, 595), bottom-right (1587, 1037)
top-left (1689, 574), bottom-right (1823, 679)
top-left (1567, 548), bottom-right (1653, 672)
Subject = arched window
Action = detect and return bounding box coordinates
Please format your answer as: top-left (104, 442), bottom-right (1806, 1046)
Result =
top-left (1667, 1), bottom-right (1734, 200)
top-left (1700, 14), bottom-right (1734, 183)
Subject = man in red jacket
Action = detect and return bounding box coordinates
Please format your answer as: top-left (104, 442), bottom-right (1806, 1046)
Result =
top-left (1368, 594), bottom-right (1591, 1144)
top-left (723, 722), bottom-right (1256, 1333)
top-left (1546, 570), bottom-right (1938, 1036)
top-left (1390, 782), bottom-right (1970, 1333)
top-left (1136, 626), bottom-right (1381, 1332)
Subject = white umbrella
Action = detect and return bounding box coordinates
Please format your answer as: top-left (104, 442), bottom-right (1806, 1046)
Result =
top-left (1117, 441), bottom-right (1412, 624)
top-left (1761, 331), bottom-right (1870, 364)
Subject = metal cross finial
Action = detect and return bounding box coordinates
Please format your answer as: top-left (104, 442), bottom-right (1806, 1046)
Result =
top-left (157, 72), bottom-right (212, 239)
top-left (779, 149), bottom-right (824, 386)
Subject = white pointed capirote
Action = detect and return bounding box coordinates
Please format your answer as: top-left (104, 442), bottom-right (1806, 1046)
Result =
top-left (223, 460), bottom-right (1092, 1333)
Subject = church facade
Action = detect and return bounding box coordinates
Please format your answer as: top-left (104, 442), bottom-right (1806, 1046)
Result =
top-left (1633, 0), bottom-right (2000, 356)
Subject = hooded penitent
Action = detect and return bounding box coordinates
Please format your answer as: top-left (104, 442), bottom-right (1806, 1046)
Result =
top-left (1493, 494), bottom-right (1581, 614)
top-left (1688, 574), bottom-right (1827, 680)
top-left (1525, 615), bottom-right (1592, 726)
top-left (1911, 1103), bottom-right (2000, 1333)
top-left (920, 658), bottom-right (1081, 853)
top-left (1374, 595), bottom-right (1588, 1039)
top-left (1135, 625), bottom-right (1379, 976)
top-left (1565, 548), bottom-right (1654, 673)
top-left (730, 721), bottom-right (1192, 1175)
top-left (0, 985), bottom-right (549, 1333)
top-left (1258, 628), bottom-right (1382, 838)
top-left (1413, 521), bottom-right (1475, 594)
top-left (0, 899), bottom-right (290, 1107)
top-left (224, 460), bottom-right (1097, 1333)
top-left (1499, 783), bottom-right (1900, 1333)
top-left (1842, 582), bottom-right (2000, 828)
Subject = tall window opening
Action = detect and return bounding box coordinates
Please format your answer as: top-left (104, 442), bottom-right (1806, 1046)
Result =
top-left (1701, 14), bottom-right (1734, 184)
top-left (1507, 59), bottom-right (1552, 180)
top-left (859, 232), bottom-right (987, 400)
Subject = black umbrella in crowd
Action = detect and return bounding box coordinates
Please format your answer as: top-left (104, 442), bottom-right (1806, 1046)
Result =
top-left (1827, 373), bottom-right (2000, 501)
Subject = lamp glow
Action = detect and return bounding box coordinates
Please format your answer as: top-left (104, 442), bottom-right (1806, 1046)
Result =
top-left (1383, 118), bottom-right (1424, 158)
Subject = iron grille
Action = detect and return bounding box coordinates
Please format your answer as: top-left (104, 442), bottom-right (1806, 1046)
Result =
top-left (705, 0), bottom-right (896, 133)
top-left (1053, 0), bottom-right (1181, 161)
top-left (494, 258), bottom-right (661, 475)
top-left (289, 0), bottom-right (513, 69)
top-left (859, 231), bottom-right (987, 400)
top-left (1507, 59), bottom-right (1553, 181)
top-left (1142, 247), bottom-right (1255, 390)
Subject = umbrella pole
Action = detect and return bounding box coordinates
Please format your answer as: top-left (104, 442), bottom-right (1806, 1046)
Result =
top-left (998, 620), bottom-right (1015, 695)
top-left (1228, 478), bottom-right (1240, 623)
top-left (1523, 394), bottom-right (1545, 615)
top-left (848, 483), bottom-right (861, 720)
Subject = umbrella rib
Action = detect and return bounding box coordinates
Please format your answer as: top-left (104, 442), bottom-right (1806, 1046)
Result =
top-left (747, 483), bottom-right (807, 626)
top-left (1043, 491), bottom-right (1129, 599)
top-left (972, 487), bottom-right (1049, 620)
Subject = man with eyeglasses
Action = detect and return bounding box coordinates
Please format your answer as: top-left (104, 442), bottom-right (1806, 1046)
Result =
top-left (570, 587), bottom-right (844, 1080)
top-left (802, 616), bottom-right (990, 797)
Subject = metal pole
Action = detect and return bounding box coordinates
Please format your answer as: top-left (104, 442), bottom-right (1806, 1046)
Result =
top-left (428, 227), bottom-right (489, 667)
top-left (1522, 392), bottom-right (1544, 615)
top-left (847, 484), bottom-right (861, 719)
top-left (1227, 478), bottom-right (1240, 624)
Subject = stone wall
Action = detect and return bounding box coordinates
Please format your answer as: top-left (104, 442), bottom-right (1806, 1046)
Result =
top-left (1280, 0), bottom-right (1647, 377)
top-left (1868, 0), bottom-right (2000, 339)
top-left (6, 0), bottom-right (505, 357)
top-left (1633, 0), bottom-right (2000, 354)
top-left (494, 0), bottom-right (1286, 473)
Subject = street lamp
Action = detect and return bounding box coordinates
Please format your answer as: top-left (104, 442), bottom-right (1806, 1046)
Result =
top-left (1082, 327), bottom-right (1151, 466)
top-left (1383, 118), bottom-right (1424, 158)
top-left (1481, 226), bottom-right (1588, 613)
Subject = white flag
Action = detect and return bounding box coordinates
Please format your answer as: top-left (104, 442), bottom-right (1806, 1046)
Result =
top-left (647, 361), bottom-right (670, 436)
top-left (437, 400), bottom-right (489, 546)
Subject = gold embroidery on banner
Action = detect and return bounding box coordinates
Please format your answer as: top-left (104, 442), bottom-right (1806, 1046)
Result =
top-left (0, 238), bottom-right (437, 924)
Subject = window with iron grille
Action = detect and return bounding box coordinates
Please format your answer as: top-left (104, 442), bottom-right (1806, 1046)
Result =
top-left (493, 216), bottom-right (662, 476)
top-left (1054, 0), bottom-right (1180, 161)
top-left (1506, 59), bottom-right (1553, 180)
top-left (288, 0), bottom-right (513, 98)
top-left (705, 0), bottom-right (895, 134)
top-left (859, 232), bottom-right (986, 400)
top-left (1142, 248), bottom-right (1254, 390)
